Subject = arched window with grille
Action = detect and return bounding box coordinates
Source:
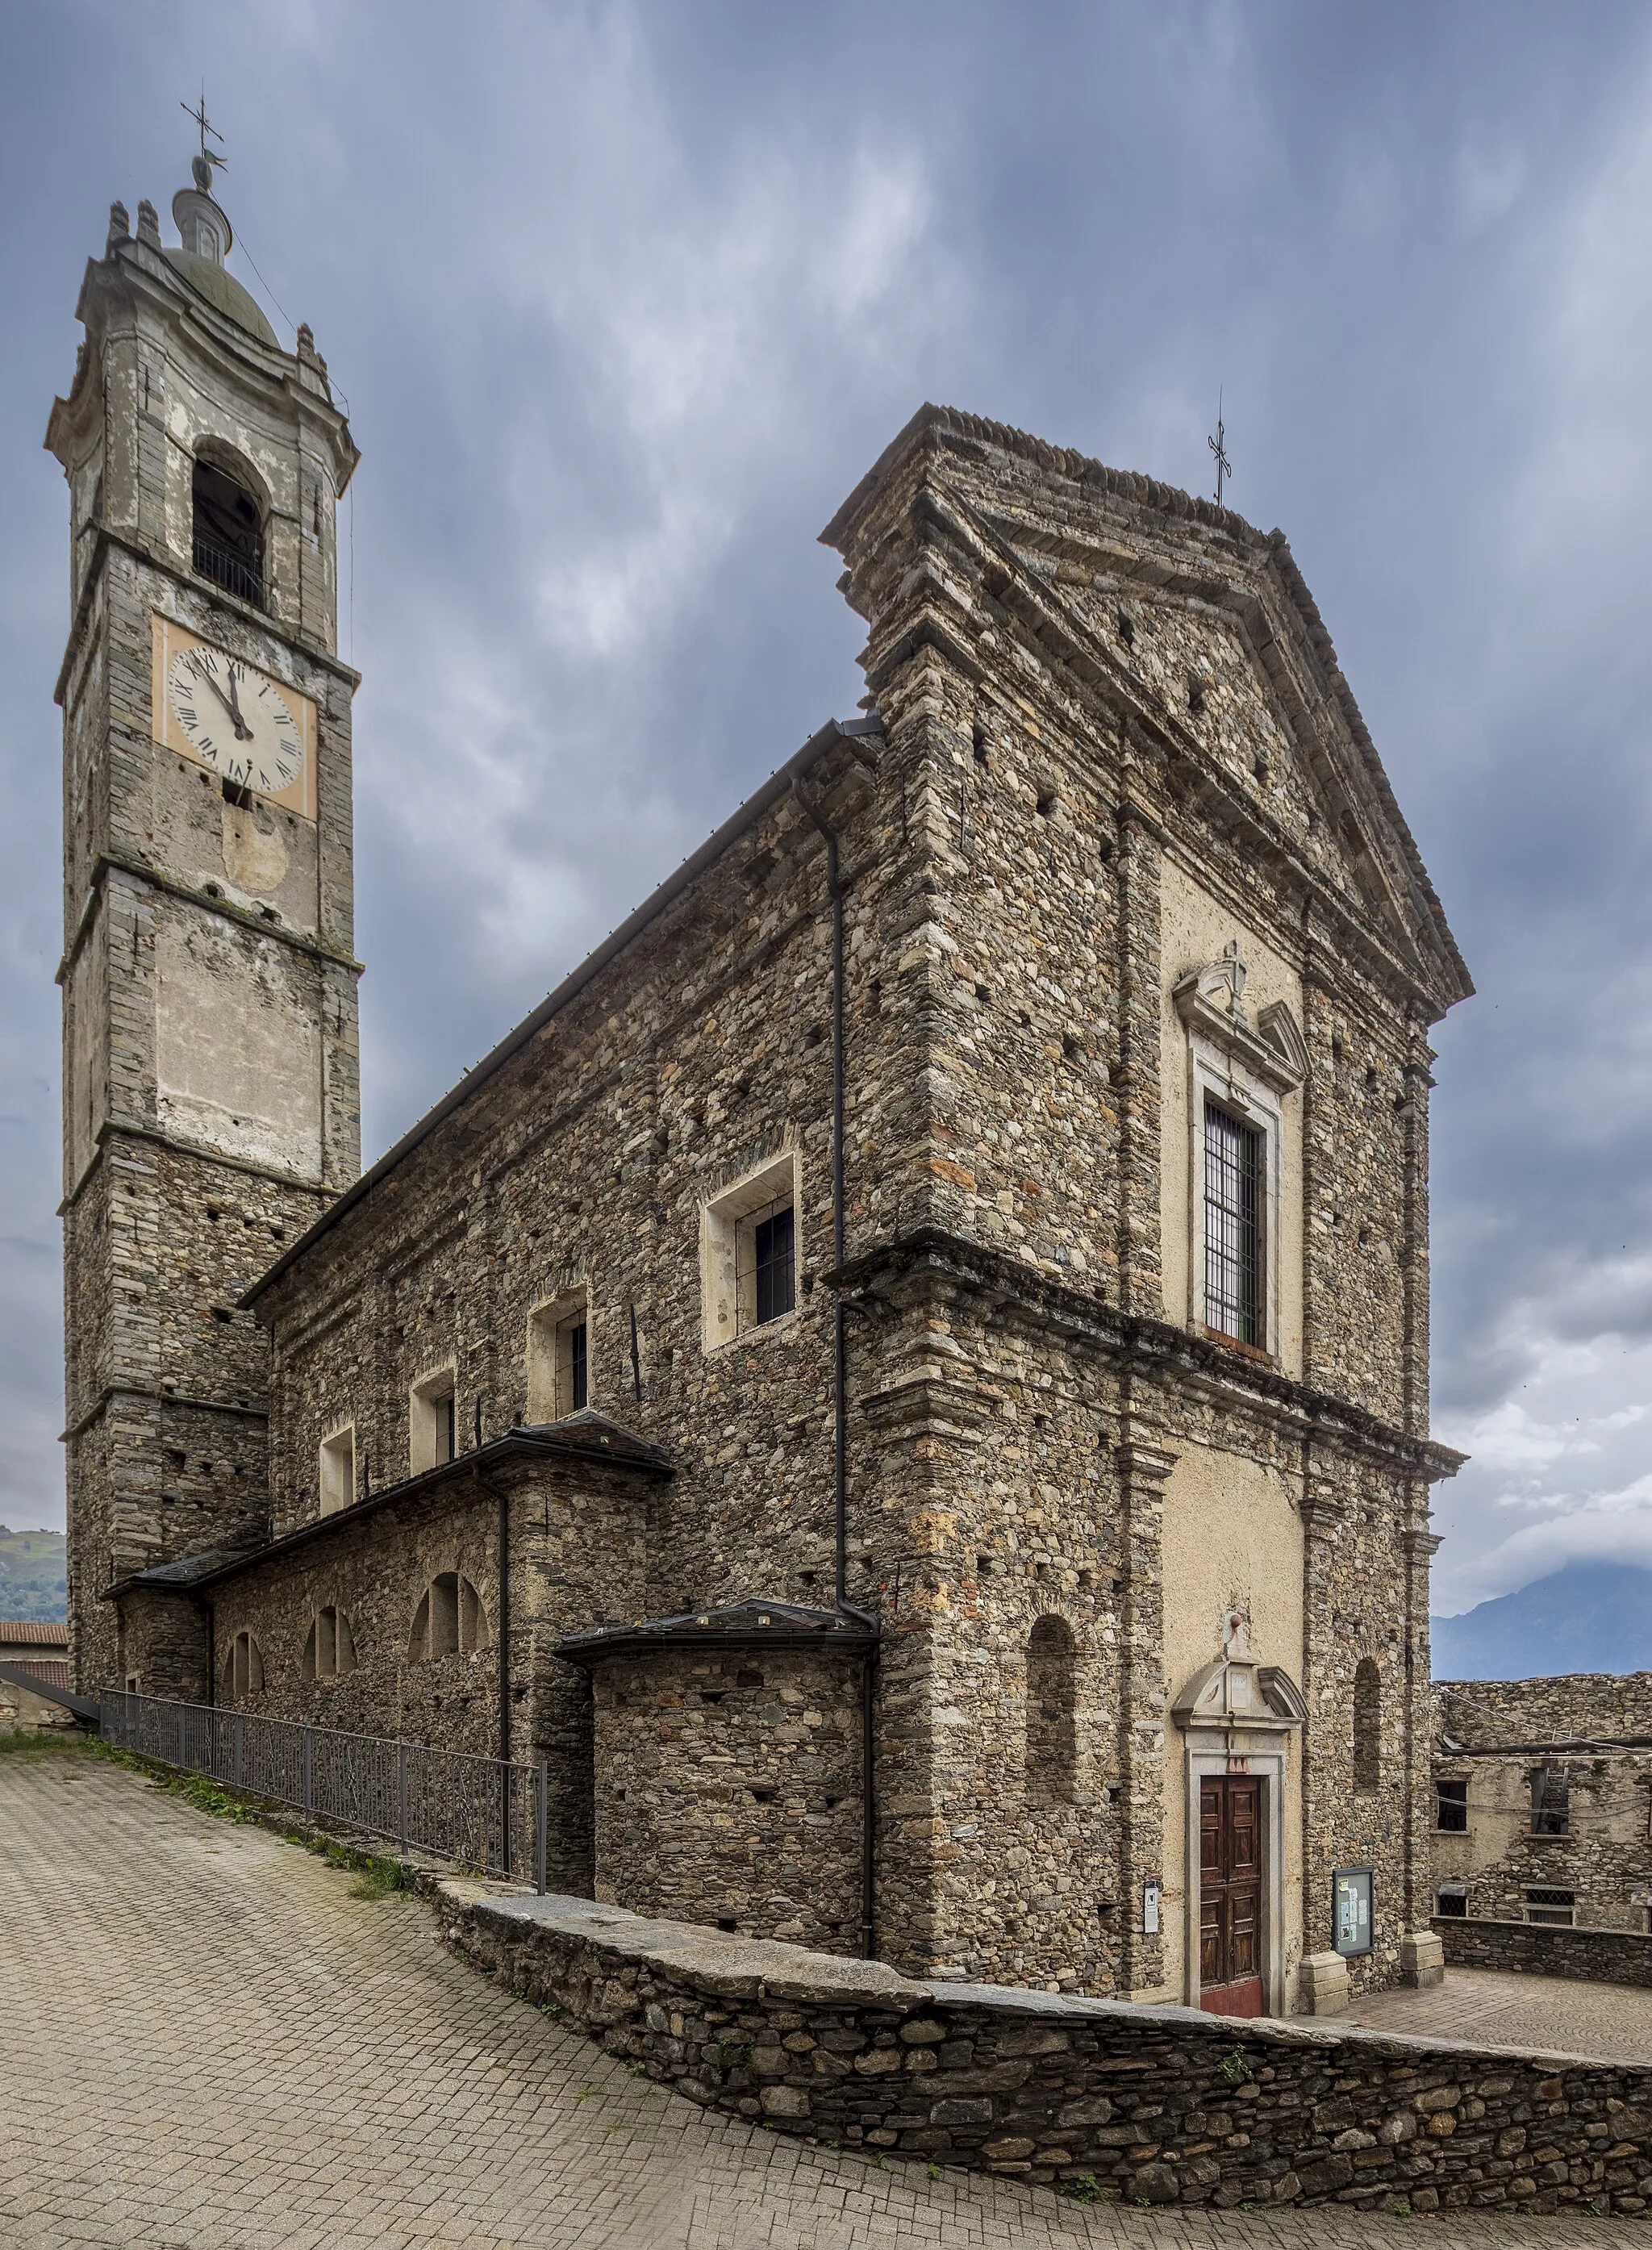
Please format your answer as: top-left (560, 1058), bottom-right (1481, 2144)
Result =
top-left (1353, 1657), bottom-right (1382, 1791)
top-left (192, 450), bottom-right (265, 606)
top-left (220, 1629), bottom-right (265, 1701)
top-left (1026, 1615), bottom-right (1077, 1807)
top-left (407, 1572), bottom-right (490, 1662)
top-left (302, 1605), bottom-right (358, 1683)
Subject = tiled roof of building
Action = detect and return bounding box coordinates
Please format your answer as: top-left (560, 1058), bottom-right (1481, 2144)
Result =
top-left (0, 1621), bottom-right (69, 1647)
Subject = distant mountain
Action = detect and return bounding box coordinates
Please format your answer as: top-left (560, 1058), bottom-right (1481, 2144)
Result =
top-left (1432, 1559), bottom-right (1652, 1681)
top-left (0, 1526), bottom-right (67, 1624)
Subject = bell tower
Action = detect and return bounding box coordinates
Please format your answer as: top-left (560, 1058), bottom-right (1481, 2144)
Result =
top-left (46, 148), bottom-right (362, 1689)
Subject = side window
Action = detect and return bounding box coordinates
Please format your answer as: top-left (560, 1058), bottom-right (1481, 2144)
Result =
top-left (409, 1366), bottom-right (457, 1473)
top-left (1352, 1658), bottom-right (1381, 1792)
top-left (700, 1154), bottom-right (800, 1350)
top-left (319, 1425), bottom-right (356, 1516)
top-left (407, 1572), bottom-right (490, 1662)
top-left (1025, 1616), bottom-right (1077, 1807)
top-left (1435, 1776), bottom-right (1469, 1832)
top-left (302, 1605), bottom-right (358, 1683)
top-left (220, 1630), bottom-right (265, 1700)
top-left (1204, 1100), bottom-right (1264, 1347)
top-left (1531, 1766), bottom-right (1571, 1837)
top-left (526, 1287), bottom-right (590, 1421)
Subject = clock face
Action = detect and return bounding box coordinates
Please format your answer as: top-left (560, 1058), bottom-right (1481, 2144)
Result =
top-left (165, 642), bottom-right (307, 800)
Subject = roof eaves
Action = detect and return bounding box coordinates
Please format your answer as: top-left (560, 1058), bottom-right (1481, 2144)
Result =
top-left (242, 716), bottom-right (868, 1306)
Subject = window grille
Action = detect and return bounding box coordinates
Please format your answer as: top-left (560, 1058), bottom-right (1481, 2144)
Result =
top-left (1435, 1776), bottom-right (1468, 1831)
top-left (1204, 1101), bottom-right (1262, 1345)
top-left (1530, 1766), bottom-right (1571, 1836)
top-left (1525, 1886), bottom-right (1575, 1926)
top-left (1434, 1885), bottom-right (1468, 1918)
top-left (736, 1195), bottom-right (795, 1331)
top-left (436, 1392), bottom-right (456, 1465)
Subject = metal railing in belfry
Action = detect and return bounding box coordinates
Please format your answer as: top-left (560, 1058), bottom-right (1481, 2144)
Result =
top-left (100, 1691), bottom-right (549, 1892)
top-left (192, 528), bottom-right (264, 607)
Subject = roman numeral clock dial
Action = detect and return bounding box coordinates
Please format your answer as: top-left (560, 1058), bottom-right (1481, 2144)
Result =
top-left (150, 616), bottom-right (316, 819)
top-left (166, 645), bottom-right (305, 796)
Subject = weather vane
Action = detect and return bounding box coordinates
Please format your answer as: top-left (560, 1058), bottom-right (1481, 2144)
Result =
top-left (1208, 390), bottom-right (1232, 508)
top-left (181, 89), bottom-right (227, 194)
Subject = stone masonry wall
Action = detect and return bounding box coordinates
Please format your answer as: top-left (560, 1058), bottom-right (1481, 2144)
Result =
top-left (240, 410), bottom-right (1464, 1997)
top-left (446, 1884), bottom-right (1652, 2219)
top-left (1436, 1916), bottom-right (1652, 1991)
top-left (1433, 1676), bottom-right (1652, 1934)
top-left (590, 1645), bottom-right (866, 1952)
top-left (53, 214), bottom-right (360, 1693)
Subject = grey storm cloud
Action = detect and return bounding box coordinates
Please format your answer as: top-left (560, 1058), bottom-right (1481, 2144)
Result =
top-left (5, 1), bottom-right (1652, 1618)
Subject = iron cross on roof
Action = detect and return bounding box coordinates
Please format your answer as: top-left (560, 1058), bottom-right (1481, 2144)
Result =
top-left (181, 90), bottom-right (227, 194)
top-left (1208, 391), bottom-right (1233, 508)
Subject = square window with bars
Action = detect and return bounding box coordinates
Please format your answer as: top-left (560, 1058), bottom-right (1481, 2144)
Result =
top-left (736, 1193), bottom-right (795, 1332)
top-left (1204, 1100), bottom-right (1264, 1346)
top-left (1525, 1886), bottom-right (1575, 1926)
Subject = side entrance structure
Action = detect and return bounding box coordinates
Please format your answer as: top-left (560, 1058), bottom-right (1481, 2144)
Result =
top-left (52, 159), bottom-right (1471, 2013)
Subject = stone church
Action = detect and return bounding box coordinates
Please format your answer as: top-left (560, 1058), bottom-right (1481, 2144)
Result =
top-left (48, 159), bottom-right (1471, 2015)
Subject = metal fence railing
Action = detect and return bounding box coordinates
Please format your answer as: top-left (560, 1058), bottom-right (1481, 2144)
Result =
top-left (99, 1691), bottom-right (549, 1889)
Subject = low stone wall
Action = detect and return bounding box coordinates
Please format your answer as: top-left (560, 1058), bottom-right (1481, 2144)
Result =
top-left (443, 1884), bottom-right (1652, 2216)
top-left (1437, 1914), bottom-right (1652, 1991)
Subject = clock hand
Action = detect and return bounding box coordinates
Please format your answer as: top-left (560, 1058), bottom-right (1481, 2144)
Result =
top-left (225, 668), bottom-right (250, 733)
top-left (197, 666), bottom-right (253, 741)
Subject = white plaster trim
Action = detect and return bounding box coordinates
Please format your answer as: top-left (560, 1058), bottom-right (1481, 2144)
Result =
top-left (699, 1148), bottom-right (802, 1355)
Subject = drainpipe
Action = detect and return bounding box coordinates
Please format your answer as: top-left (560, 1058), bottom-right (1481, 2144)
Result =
top-left (793, 771), bottom-right (879, 1960)
top-left (472, 1463), bottom-right (511, 1763)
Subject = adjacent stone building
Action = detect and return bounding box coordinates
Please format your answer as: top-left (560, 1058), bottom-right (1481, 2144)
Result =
top-left (52, 161), bottom-right (1472, 2012)
top-left (1433, 1675), bottom-right (1652, 1932)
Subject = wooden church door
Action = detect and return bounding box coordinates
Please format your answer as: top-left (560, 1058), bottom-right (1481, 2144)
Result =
top-left (1199, 1774), bottom-right (1265, 2016)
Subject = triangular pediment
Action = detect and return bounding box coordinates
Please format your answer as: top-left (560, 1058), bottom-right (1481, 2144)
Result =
top-left (822, 405), bottom-right (1471, 1014)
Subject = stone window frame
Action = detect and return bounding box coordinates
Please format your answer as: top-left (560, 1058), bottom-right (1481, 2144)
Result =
top-left (526, 1283), bottom-right (591, 1421)
top-left (408, 1359), bottom-right (458, 1475)
top-left (699, 1150), bottom-right (802, 1355)
top-left (1174, 945), bottom-right (1305, 1364)
top-left (318, 1421), bottom-right (356, 1517)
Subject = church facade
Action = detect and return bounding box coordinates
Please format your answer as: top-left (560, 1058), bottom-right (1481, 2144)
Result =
top-left (49, 168), bottom-right (1471, 2014)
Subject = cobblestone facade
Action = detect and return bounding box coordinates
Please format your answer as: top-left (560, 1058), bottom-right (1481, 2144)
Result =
top-left (1432, 1676), bottom-right (1652, 1932)
top-left (69, 198), bottom-right (1471, 2014)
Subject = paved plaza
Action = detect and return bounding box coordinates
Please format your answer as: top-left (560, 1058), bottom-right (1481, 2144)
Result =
top-left (1349, 1962), bottom-right (1652, 2064)
top-left (0, 1743), bottom-right (1640, 2250)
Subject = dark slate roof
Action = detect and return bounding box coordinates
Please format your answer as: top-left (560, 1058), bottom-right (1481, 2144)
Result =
top-left (104, 1416), bottom-right (673, 1601)
top-left (110, 1546), bottom-right (265, 1596)
top-left (558, 1598), bottom-right (876, 1666)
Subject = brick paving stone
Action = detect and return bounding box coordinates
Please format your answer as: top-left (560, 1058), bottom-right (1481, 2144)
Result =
top-left (1346, 1962), bottom-right (1652, 2060)
top-left (0, 1749), bottom-right (1633, 2249)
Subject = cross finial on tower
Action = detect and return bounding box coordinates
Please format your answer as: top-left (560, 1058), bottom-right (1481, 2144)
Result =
top-left (181, 90), bottom-right (227, 194)
top-left (1208, 390), bottom-right (1233, 509)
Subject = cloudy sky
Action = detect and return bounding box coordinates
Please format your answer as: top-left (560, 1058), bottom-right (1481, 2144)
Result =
top-left (3, 2), bottom-right (1652, 1613)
